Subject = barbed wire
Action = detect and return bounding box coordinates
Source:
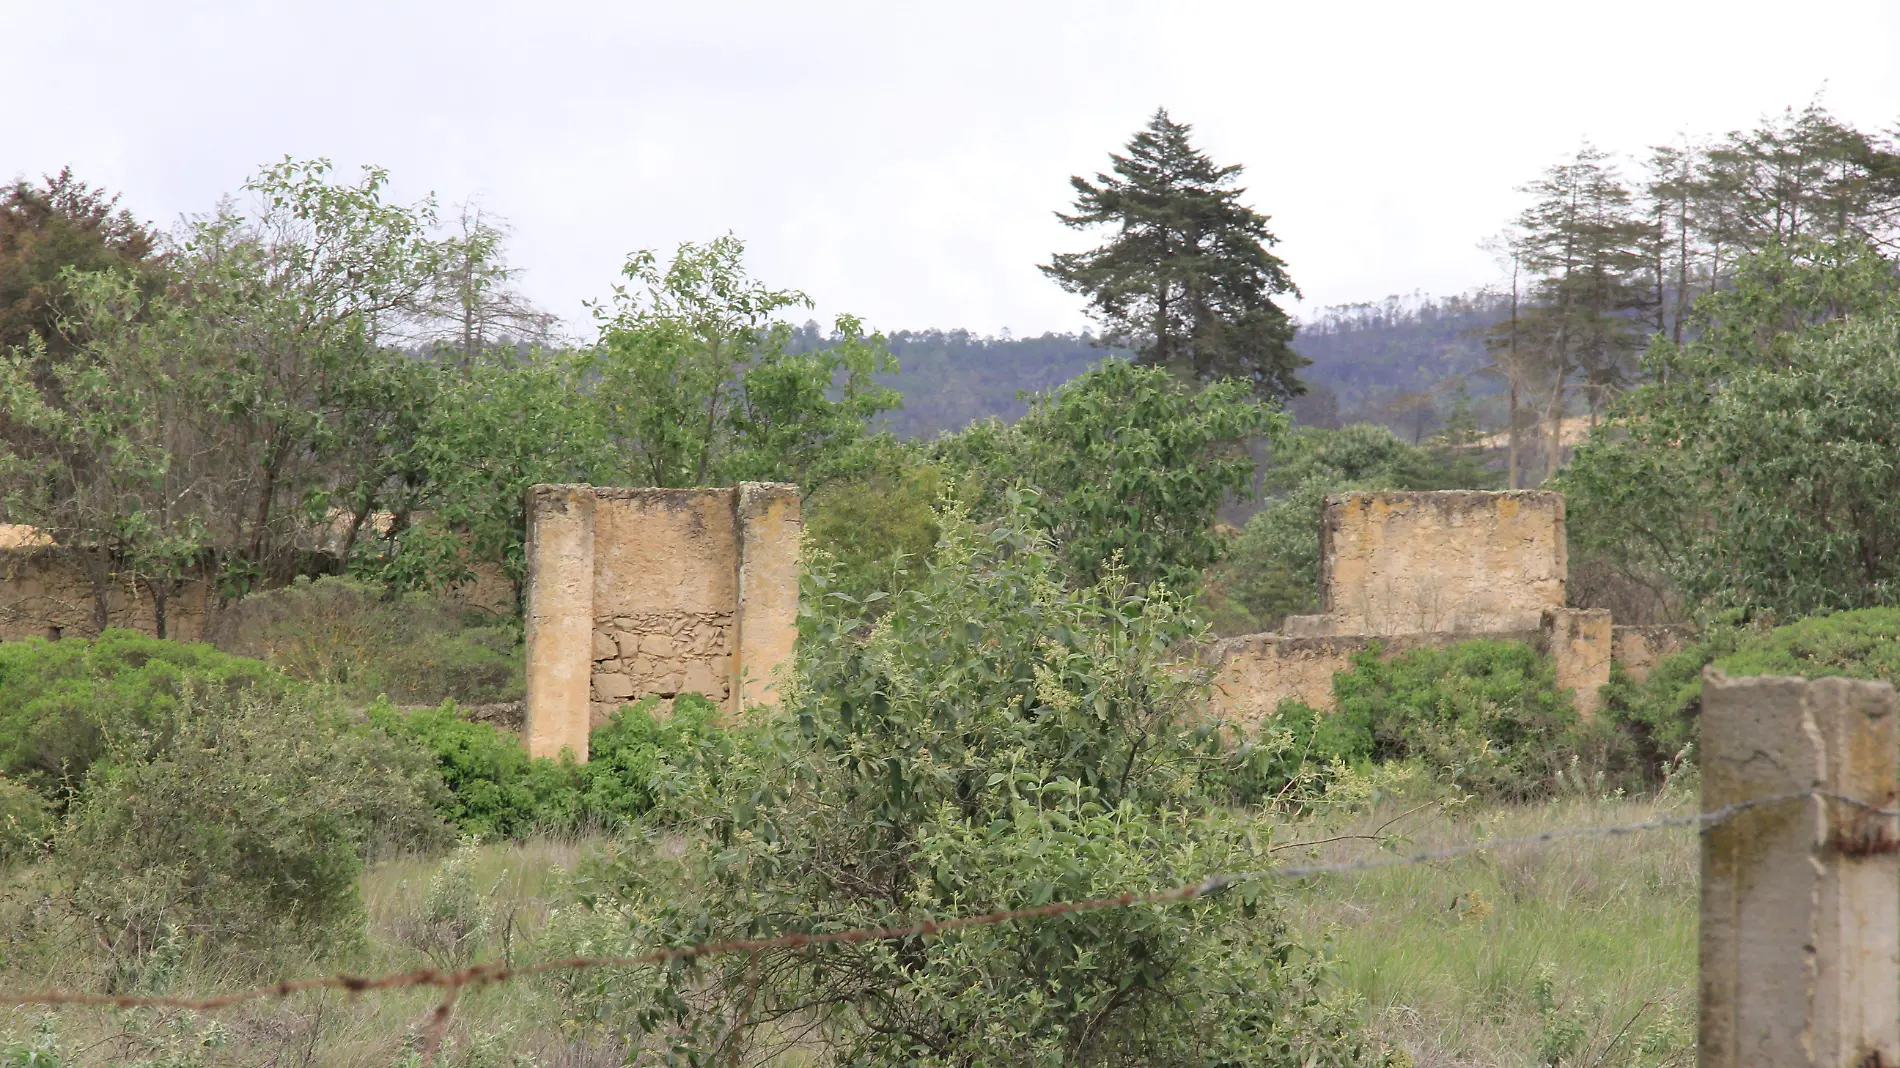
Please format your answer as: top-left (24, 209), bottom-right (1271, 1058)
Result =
top-left (1, 788), bottom-right (1890, 1062)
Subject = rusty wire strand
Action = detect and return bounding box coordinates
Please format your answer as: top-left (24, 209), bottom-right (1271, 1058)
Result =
top-left (1, 788), bottom-right (1889, 1062)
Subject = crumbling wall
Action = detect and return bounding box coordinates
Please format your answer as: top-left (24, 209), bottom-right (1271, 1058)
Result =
top-left (0, 550), bottom-right (513, 644)
top-left (1317, 491), bottom-right (1566, 635)
top-left (1208, 610), bottom-right (1634, 726)
top-left (1205, 628), bottom-right (1540, 726)
top-left (0, 549), bottom-right (212, 641)
top-left (524, 482), bottom-right (802, 762)
top-left (1612, 624), bottom-right (1696, 683)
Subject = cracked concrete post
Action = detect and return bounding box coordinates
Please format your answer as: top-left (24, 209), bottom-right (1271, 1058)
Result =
top-left (1699, 669), bottom-right (1898, 1068)
top-left (524, 484), bottom-right (596, 762)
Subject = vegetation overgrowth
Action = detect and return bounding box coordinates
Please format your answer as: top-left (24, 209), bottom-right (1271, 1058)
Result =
top-left (2, 96), bottom-right (1900, 1065)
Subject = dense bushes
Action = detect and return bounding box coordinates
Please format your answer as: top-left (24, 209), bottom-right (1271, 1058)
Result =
top-left (1233, 639), bottom-right (1637, 803)
top-left (210, 576), bottom-right (524, 706)
top-left (550, 503), bottom-right (1385, 1066)
top-left (0, 630), bottom-right (291, 798)
top-left (1602, 607), bottom-right (1900, 772)
top-left (53, 688), bottom-right (449, 962)
top-left (371, 694), bottom-right (730, 838)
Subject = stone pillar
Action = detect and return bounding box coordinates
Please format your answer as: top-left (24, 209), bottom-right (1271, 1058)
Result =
top-left (1699, 670), bottom-right (1898, 1068)
top-left (1541, 607), bottom-right (1611, 718)
top-left (524, 484), bottom-right (596, 762)
top-left (733, 482), bottom-right (802, 712)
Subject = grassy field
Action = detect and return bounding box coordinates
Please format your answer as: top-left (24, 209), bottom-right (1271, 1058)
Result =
top-left (1269, 794), bottom-right (1699, 1067)
top-left (0, 796), bottom-right (1700, 1066)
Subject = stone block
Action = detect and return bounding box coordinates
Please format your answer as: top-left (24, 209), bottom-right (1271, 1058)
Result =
top-left (593, 671), bottom-right (635, 700)
top-left (1699, 671), bottom-right (1898, 1067)
top-left (525, 484), bottom-right (596, 761)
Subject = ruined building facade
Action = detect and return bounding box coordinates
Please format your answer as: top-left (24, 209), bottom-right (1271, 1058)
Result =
top-left (1207, 491), bottom-right (1689, 724)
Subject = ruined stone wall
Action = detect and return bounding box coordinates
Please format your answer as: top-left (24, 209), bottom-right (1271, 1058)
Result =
top-left (1611, 624), bottom-right (1696, 683)
top-left (0, 549), bottom-right (513, 644)
top-left (1207, 609), bottom-right (1659, 726)
top-left (1316, 491), bottom-right (1566, 636)
top-left (524, 482), bottom-right (801, 762)
top-left (0, 549), bottom-right (212, 641)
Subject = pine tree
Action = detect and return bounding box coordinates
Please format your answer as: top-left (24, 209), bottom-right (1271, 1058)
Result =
top-left (1042, 109), bottom-right (1304, 398)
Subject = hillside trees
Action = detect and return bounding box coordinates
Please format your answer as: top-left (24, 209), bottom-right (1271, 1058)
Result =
top-left (1561, 237), bottom-right (1900, 618)
top-left (1045, 109), bottom-right (1304, 398)
top-left (0, 169), bottom-right (160, 361)
top-left (591, 235), bottom-right (901, 490)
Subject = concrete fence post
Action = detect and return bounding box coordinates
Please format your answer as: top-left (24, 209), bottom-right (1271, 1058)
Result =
top-left (1699, 669), bottom-right (1898, 1068)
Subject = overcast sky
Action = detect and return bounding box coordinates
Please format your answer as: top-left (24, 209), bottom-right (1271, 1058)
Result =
top-left (3, 1), bottom-right (1896, 337)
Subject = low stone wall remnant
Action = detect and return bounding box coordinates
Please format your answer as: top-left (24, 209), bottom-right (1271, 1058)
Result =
top-left (1207, 490), bottom-right (1696, 727)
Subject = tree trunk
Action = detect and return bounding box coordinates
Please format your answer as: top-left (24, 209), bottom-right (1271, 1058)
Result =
top-left (1545, 378), bottom-right (1566, 482)
top-left (1507, 380), bottom-right (1520, 490)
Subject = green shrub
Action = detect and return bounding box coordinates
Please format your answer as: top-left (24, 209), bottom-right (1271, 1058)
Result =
top-left (1233, 640), bottom-right (1591, 802)
top-left (802, 462), bottom-right (944, 602)
top-left (552, 503), bottom-right (1384, 1066)
top-left (368, 700), bottom-right (576, 838)
top-left (1603, 608), bottom-right (1900, 774)
top-left (53, 687), bottom-right (450, 966)
top-left (212, 576), bottom-right (524, 705)
top-left (0, 775), bottom-right (48, 870)
top-left (580, 693), bottom-right (730, 824)
top-left (371, 694), bottom-right (730, 838)
top-left (0, 630), bottom-right (290, 799)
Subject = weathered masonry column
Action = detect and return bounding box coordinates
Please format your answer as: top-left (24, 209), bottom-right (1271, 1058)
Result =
top-left (524, 483), bottom-right (802, 761)
top-left (1541, 607), bottom-right (1611, 717)
top-left (1699, 670), bottom-right (1898, 1068)
top-left (524, 484), bottom-right (596, 762)
top-left (734, 482), bottom-right (802, 710)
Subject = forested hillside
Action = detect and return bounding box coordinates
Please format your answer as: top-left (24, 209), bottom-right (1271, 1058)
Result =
top-left (822, 297), bottom-right (1511, 441)
top-left (786, 323), bottom-right (1112, 439)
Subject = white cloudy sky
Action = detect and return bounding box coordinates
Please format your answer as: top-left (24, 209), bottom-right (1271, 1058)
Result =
top-left (3, 1), bottom-right (1896, 337)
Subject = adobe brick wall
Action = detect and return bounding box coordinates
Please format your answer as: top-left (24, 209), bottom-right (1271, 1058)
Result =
top-left (523, 482), bottom-right (802, 762)
top-left (1318, 490), bottom-right (1566, 636)
top-left (0, 549), bottom-right (513, 643)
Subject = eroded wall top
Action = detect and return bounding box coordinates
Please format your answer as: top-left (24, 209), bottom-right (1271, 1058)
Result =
top-left (1320, 490), bottom-right (1565, 635)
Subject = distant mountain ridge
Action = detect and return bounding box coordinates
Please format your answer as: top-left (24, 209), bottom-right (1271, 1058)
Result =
top-left (795, 291), bottom-right (1514, 441)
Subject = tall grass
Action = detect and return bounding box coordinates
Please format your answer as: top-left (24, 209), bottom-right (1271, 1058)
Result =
top-left (0, 799), bottom-right (1702, 1066)
top-left (1270, 795), bottom-right (1698, 1067)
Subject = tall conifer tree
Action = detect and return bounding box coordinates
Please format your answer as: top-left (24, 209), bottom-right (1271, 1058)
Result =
top-left (1043, 109), bottom-right (1304, 398)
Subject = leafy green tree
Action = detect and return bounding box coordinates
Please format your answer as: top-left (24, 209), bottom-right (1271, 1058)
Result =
top-left (358, 350), bottom-right (610, 603)
top-left (1044, 109), bottom-right (1304, 398)
top-left (1561, 237), bottom-right (1900, 618)
top-left (591, 235), bottom-right (901, 489)
top-left (935, 359), bottom-right (1283, 591)
top-left (0, 159), bottom-right (458, 628)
